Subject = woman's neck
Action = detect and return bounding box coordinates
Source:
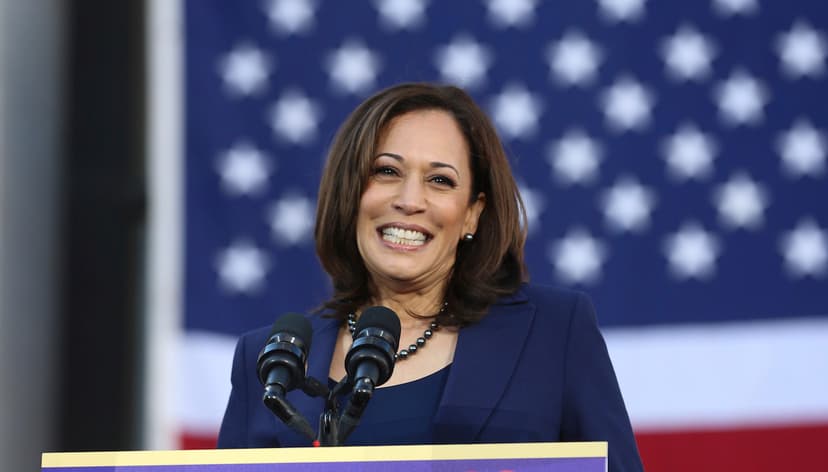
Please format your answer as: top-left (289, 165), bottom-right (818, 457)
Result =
top-left (367, 282), bottom-right (445, 329)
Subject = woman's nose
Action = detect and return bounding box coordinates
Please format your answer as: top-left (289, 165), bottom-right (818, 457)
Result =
top-left (392, 178), bottom-right (426, 214)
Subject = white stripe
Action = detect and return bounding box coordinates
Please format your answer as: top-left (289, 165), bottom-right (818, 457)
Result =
top-left (143, 0), bottom-right (183, 450)
top-left (176, 332), bottom-right (237, 434)
top-left (604, 317), bottom-right (828, 430)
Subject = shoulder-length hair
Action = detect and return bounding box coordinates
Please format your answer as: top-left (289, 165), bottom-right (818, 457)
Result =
top-left (315, 83), bottom-right (527, 326)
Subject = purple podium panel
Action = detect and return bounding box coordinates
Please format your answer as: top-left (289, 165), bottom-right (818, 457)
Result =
top-left (43, 442), bottom-right (608, 472)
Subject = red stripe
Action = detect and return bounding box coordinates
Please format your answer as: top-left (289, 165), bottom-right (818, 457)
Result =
top-left (180, 432), bottom-right (217, 450)
top-left (636, 423), bottom-right (828, 471)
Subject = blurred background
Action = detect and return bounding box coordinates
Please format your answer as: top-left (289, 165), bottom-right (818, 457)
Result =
top-left (1, 0), bottom-right (826, 471)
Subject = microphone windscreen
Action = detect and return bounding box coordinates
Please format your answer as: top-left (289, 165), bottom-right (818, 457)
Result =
top-left (355, 306), bottom-right (401, 341)
top-left (268, 312), bottom-right (313, 348)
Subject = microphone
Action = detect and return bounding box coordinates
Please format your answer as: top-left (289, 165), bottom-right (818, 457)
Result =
top-left (256, 312), bottom-right (315, 440)
top-left (338, 306), bottom-right (401, 442)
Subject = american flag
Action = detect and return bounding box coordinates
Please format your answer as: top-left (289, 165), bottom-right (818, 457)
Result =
top-left (147, 0), bottom-right (828, 470)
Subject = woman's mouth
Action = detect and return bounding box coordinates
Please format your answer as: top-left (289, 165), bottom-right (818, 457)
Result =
top-left (378, 225), bottom-right (431, 248)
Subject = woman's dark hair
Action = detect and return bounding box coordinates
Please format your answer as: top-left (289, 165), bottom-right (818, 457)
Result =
top-left (315, 83), bottom-right (527, 326)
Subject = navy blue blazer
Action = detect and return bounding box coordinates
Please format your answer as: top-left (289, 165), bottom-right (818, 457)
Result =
top-left (218, 284), bottom-right (643, 471)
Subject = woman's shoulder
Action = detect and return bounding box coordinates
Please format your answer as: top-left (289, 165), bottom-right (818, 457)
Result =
top-left (498, 283), bottom-right (593, 310)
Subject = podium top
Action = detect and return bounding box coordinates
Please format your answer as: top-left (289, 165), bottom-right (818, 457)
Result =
top-left (43, 441), bottom-right (607, 471)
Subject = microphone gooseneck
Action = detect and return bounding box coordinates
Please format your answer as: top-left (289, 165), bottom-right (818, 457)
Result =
top-left (337, 306), bottom-right (401, 443)
top-left (256, 312), bottom-right (315, 440)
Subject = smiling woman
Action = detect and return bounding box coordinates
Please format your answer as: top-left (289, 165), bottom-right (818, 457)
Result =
top-left (218, 83), bottom-right (643, 472)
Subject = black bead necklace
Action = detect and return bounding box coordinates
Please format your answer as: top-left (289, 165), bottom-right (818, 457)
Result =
top-left (347, 303), bottom-right (445, 360)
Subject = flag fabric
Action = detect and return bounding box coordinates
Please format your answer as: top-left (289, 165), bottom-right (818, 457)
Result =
top-left (169, 0), bottom-right (828, 469)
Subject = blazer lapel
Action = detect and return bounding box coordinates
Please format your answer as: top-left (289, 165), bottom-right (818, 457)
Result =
top-left (433, 289), bottom-right (535, 443)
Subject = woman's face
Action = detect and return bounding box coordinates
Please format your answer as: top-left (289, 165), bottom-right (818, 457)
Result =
top-left (356, 109), bottom-right (485, 292)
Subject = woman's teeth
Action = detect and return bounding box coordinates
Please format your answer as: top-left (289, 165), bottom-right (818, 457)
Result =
top-left (381, 227), bottom-right (427, 246)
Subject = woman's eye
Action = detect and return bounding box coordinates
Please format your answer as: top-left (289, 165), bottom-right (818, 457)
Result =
top-left (430, 175), bottom-right (457, 188)
top-left (373, 166), bottom-right (399, 177)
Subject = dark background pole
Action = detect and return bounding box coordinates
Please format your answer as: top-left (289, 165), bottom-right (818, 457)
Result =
top-left (59, 0), bottom-right (146, 451)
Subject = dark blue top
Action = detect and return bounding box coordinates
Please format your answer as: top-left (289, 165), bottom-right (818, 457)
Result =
top-left (332, 365), bottom-right (452, 445)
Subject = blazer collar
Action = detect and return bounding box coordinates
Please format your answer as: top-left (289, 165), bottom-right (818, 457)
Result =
top-left (433, 290), bottom-right (535, 442)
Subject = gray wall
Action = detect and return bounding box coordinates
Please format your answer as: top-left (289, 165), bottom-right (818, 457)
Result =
top-left (0, 0), bottom-right (64, 470)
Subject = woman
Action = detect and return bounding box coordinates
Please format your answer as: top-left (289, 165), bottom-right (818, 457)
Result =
top-left (218, 83), bottom-right (643, 471)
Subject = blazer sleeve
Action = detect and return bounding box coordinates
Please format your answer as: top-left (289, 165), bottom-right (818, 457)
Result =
top-left (217, 334), bottom-right (260, 448)
top-left (559, 293), bottom-right (643, 472)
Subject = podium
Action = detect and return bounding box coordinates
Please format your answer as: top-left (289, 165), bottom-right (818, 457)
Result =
top-left (43, 442), bottom-right (607, 471)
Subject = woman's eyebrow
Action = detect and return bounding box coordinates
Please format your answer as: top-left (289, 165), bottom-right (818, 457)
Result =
top-left (375, 153), bottom-right (460, 177)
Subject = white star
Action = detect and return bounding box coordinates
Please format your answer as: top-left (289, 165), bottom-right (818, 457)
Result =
top-left (776, 21), bottom-right (827, 79)
top-left (661, 25), bottom-right (717, 81)
top-left (373, 0), bottom-right (428, 30)
top-left (215, 241), bottom-right (270, 293)
top-left (489, 83), bottom-right (543, 140)
top-left (518, 183), bottom-right (545, 235)
top-left (547, 129), bottom-right (603, 185)
top-left (600, 76), bottom-right (655, 132)
top-left (269, 194), bottom-right (315, 245)
top-left (597, 0), bottom-right (647, 22)
top-left (713, 173), bottom-right (769, 230)
top-left (218, 44), bottom-right (273, 96)
top-left (546, 30), bottom-right (603, 86)
top-left (269, 90), bottom-right (322, 145)
top-left (264, 0), bottom-right (317, 35)
top-left (712, 0), bottom-right (758, 16)
top-left (661, 123), bottom-right (718, 181)
top-left (663, 222), bottom-right (721, 280)
top-left (777, 119), bottom-right (827, 178)
top-left (216, 143), bottom-right (273, 195)
top-left (549, 228), bottom-right (607, 284)
top-left (485, 0), bottom-right (537, 29)
top-left (600, 176), bottom-right (656, 232)
top-left (325, 40), bottom-right (382, 95)
top-left (780, 218), bottom-right (828, 278)
top-left (434, 35), bottom-right (493, 89)
top-left (714, 70), bottom-right (769, 126)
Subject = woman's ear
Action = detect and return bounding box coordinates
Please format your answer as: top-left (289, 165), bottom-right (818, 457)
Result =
top-left (463, 192), bottom-right (486, 236)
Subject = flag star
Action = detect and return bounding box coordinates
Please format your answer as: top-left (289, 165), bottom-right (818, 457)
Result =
top-left (663, 222), bottom-right (721, 280)
top-left (600, 176), bottom-right (657, 232)
top-left (489, 84), bottom-right (543, 140)
top-left (216, 143), bottom-right (273, 195)
top-left (600, 76), bottom-right (655, 132)
top-left (518, 184), bottom-right (545, 235)
top-left (215, 241), bottom-right (270, 293)
top-left (661, 123), bottom-right (718, 181)
top-left (780, 218), bottom-right (828, 278)
top-left (713, 173), bottom-right (769, 230)
top-left (373, 0), bottom-right (428, 30)
top-left (264, 0), bottom-right (317, 35)
top-left (549, 228), bottom-right (607, 284)
top-left (714, 70), bottom-right (769, 126)
top-left (712, 0), bottom-right (758, 16)
top-left (269, 194), bottom-right (315, 245)
top-left (485, 0), bottom-right (537, 28)
top-left (218, 44), bottom-right (273, 96)
top-left (547, 129), bottom-right (603, 185)
top-left (776, 21), bottom-right (827, 79)
top-left (325, 40), bottom-right (382, 95)
top-left (661, 25), bottom-right (717, 81)
top-left (434, 35), bottom-right (493, 89)
top-left (269, 89), bottom-right (322, 144)
top-left (597, 0), bottom-right (647, 22)
top-left (546, 30), bottom-right (603, 86)
top-left (777, 119), bottom-right (827, 178)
